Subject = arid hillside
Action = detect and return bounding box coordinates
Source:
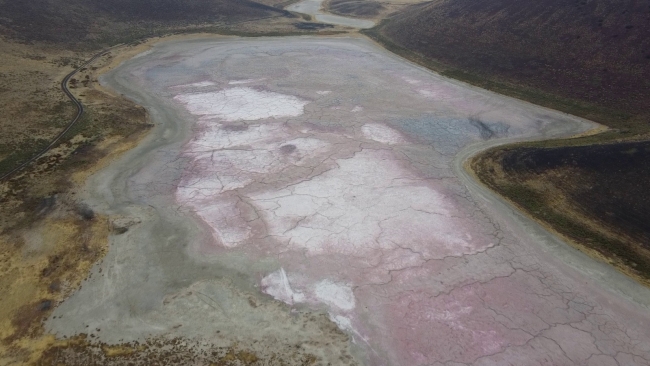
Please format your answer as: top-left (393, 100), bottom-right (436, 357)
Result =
top-left (0, 0), bottom-right (290, 44)
top-left (472, 141), bottom-right (650, 284)
top-left (379, 0), bottom-right (650, 129)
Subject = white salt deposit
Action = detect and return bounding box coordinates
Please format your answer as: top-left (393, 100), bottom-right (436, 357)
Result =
top-left (331, 315), bottom-right (354, 332)
top-left (174, 87), bottom-right (308, 121)
top-left (316, 90), bottom-right (332, 95)
top-left (361, 123), bottom-right (405, 145)
top-left (403, 77), bottom-right (422, 85)
top-left (314, 280), bottom-right (355, 311)
top-left (188, 124), bottom-right (288, 151)
top-left (195, 200), bottom-right (252, 247)
top-left (250, 149), bottom-right (483, 258)
top-left (351, 106), bottom-right (363, 113)
top-left (170, 81), bottom-right (216, 89)
top-left (228, 79), bottom-right (264, 85)
top-left (418, 89), bottom-right (438, 98)
top-left (175, 118), bottom-right (336, 247)
top-left (261, 268), bottom-right (306, 305)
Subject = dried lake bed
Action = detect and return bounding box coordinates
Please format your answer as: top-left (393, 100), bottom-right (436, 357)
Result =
top-left (48, 36), bottom-right (650, 365)
top-left (287, 0), bottom-right (375, 29)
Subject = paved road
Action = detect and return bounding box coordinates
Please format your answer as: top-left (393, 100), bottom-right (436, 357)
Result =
top-left (0, 46), bottom-right (119, 181)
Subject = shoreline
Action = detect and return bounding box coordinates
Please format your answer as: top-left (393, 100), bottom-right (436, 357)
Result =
top-left (50, 35), bottom-right (650, 365)
top-left (0, 0), bottom-right (650, 359)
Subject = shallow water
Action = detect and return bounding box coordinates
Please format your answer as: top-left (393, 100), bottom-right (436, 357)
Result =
top-left (48, 37), bottom-right (650, 366)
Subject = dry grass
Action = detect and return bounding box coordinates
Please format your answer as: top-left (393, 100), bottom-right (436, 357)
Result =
top-left (470, 146), bottom-right (650, 287)
top-left (0, 38), bottom-right (152, 364)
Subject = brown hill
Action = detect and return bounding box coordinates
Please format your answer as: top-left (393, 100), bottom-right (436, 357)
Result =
top-left (472, 140), bottom-right (650, 283)
top-left (0, 0), bottom-right (290, 44)
top-left (380, 0), bottom-right (650, 128)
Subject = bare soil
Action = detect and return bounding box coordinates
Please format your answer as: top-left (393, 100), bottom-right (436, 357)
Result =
top-left (0, 0), bottom-right (292, 45)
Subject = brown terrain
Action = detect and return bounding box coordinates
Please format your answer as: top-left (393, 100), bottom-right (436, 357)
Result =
top-left (0, 0), bottom-right (293, 44)
top-left (0, 35), bottom-right (158, 364)
top-left (376, 0), bottom-right (650, 130)
top-left (0, 0), bottom-right (342, 363)
top-left (367, 0), bottom-right (650, 283)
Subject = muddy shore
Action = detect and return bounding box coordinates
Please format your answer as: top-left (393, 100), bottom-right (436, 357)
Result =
top-left (47, 35), bottom-right (650, 365)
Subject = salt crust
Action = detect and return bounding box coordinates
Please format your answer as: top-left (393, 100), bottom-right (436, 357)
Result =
top-left (261, 269), bottom-right (357, 329)
top-left (174, 87), bottom-right (308, 121)
top-left (261, 270), bottom-right (355, 310)
top-left (250, 149), bottom-right (481, 258)
top-left (170, 81), bottom-right (216, 89)
top-left (361, 123), bottom-right (404, 145)
top-left (260, 268), bottom-right (306, 305)
top-left (402, 76), bottom-right (421, 85)
top-left (175, 121), bottom-right (331, 247)
top-left (228, 79), bottom-right (264, 85)
top-left (314, 280), bottom-right (355, 311)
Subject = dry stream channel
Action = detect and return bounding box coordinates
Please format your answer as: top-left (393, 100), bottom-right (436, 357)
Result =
top-left (46, 36), bottom-right (650, 365)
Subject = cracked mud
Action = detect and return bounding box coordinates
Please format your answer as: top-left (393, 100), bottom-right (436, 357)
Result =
top-left (48, 37), bottom-right (650, 365)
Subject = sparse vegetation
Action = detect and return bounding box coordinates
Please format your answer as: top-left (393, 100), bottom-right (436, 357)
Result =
top-left (0, 0), bottom-right (293, 46)
top-left (368, 0), bottom-right (650, 285)
top-left (471, 141), bottom-right (650, 284)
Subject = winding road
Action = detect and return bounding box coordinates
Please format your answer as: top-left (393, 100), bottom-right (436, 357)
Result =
top-left (0, 46), bottom-right (119, 181)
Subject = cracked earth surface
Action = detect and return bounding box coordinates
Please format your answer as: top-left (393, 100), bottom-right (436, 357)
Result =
top-left (48, 37), bottom-right (650, 365)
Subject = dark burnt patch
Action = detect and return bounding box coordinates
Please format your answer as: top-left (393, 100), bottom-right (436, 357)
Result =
top-left (221, 124), bottom-right (248, 132)
top-left (35, 195), bottom-right (57, 217)
top-left (4, 299), bottom-right (53, 344)
top-left (501, 141), bottom-right (650, 246)
top-left (293, 22), bottom-right (335, 30)
top-left (76, 203), bottom-right (95, 221)
top-left (35, 336), bottom-right (328, 366)
top-left (280, 144), bottom-right (297, 154)
top-left (37, 299), bottom-right (53, 312)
